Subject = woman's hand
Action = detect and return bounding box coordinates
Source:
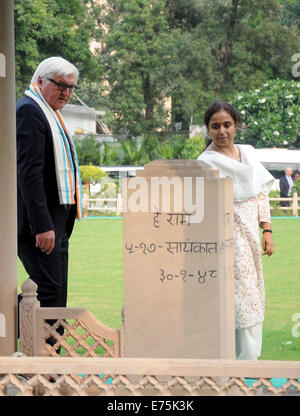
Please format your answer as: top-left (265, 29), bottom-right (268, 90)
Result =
top-left (262, 231), bottom-right (274, 256)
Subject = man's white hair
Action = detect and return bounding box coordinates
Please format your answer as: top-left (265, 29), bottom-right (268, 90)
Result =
top-left (31, 56), bottom-right (79, 84)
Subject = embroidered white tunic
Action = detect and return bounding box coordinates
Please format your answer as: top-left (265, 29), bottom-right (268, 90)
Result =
top-left (233, 184), bottom-right (271, 328)
top-left (198, 145), bottom-right (274, 329)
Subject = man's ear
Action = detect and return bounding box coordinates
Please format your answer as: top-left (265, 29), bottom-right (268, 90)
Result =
top-left (37, 75), bottom-right (43, 88)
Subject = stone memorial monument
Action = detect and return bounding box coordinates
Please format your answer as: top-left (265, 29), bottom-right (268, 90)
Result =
top-left (123, 160), bottom-right (235, 359)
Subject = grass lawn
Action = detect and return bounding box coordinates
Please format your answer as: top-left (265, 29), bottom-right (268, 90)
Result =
top-left (17, 217), bottom-right (300, 361)
top-left (18, 219), bottom-right (124, 330)
top-left (261, 218), bottom-right (300, 361)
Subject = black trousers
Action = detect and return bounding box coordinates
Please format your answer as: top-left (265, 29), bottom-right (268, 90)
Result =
top-left (18, 232), bottom-right (69, 307)
top-left (18, 231), bottom-right (69, 348)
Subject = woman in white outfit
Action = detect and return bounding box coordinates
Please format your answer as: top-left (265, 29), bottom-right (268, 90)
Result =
top-left (198, 101), bottom-right (275, 360)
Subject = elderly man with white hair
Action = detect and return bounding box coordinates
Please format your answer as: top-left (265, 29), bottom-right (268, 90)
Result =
top-left (16, 57), bottom-right (83, 348)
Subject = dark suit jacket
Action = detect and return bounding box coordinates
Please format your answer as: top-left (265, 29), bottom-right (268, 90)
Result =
top-left (16, 96), bottom-right (76, 238)
top-left (279, 175), bottom-right (291, 207)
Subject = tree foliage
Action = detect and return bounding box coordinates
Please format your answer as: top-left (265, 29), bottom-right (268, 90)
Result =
top-left (75, 132), bottom-right (207, 166)
top-left (281, 0), bottom-right (300, 29)
top-left (98, 0), bottom-right (182, 136)
top-left (232, 79), bottom-right (300, 148)
top-left (79, 165), bottom-right (107, 184)
top-left (96, 0), bottom-right (300, 134)
top-left (180, 135), bottom-right (206, 159)
top-left (14, 0), bottom-right (99, 98)
top-left (292, 179), bottom-right (300, 195)
top-left (14, 0), bottom-right (300, 146)
top-left (74, 135), bottom-right (102, 165)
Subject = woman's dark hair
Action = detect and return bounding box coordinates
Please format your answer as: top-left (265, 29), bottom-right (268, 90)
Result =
top-left (204, 101), bottom-right (240, 128)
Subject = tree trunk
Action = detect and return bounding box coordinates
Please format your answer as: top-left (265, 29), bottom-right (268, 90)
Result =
top-left (143, 74), bottom-right (155, 124)
top-left (220, 0), bottom-right (239, 81)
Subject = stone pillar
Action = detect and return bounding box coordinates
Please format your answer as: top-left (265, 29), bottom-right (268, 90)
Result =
top-left (0, 0), bottom-right (17, 355)
top-left (123, 160), bottom-right (235, 359)
top-left (20, 280), bottom-right (40, 357)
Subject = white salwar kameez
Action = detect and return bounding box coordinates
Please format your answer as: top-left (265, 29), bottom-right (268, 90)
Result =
top-left (198, 144), bottom-right (274, 360)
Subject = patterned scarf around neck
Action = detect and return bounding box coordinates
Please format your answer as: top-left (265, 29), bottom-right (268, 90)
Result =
top-left (25, 83), bottom-right (83, 220)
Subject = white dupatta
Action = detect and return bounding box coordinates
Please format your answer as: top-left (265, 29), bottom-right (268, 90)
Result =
top-left (197, 144), bottom-right (274, 202)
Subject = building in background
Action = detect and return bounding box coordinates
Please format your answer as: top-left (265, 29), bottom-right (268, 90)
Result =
top-left (61, 104), bottom-right (97, 137)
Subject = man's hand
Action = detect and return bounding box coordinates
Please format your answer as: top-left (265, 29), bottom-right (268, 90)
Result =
top-left (35, 230), bottom-right (55, 255)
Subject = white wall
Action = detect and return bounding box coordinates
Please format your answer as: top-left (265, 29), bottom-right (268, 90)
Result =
top-left (60, 104), bottom-right (97, 137)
